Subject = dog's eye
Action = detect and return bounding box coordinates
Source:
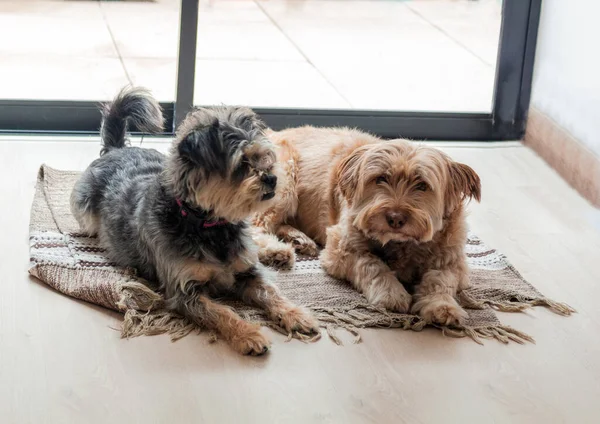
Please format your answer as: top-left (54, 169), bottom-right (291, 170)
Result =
top-left (415, 182), bottom-right (429, 192)
top-left (376, 176), bottom-right (388, 185)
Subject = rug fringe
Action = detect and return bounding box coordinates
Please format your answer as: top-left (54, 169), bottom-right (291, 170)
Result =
top-left (459, 291), bottom-right (576, 316)
top-left (122, 307), bottom-right (324, 344)
top-left (442, 325), bottom-right (535, 345)
top-left (121, 309), bottom-right (197, 341)
top-left (490, 297), bottom-right (575, 316)
top-left (326, 325), bottom-right (342, 345)
top-left (312, 305), bottom-right (426, 345)
top-left (118, 288), bottom-right (541, 346)
top-left (118, 281), bottom-right (164, 311)
top-left (527, 297), bottom-right (576, 316)
top-left (486, 301), bottom-right (532, 313)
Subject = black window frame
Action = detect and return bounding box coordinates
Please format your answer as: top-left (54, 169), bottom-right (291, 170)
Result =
top-left (0, 0), bottom-right (541, 141)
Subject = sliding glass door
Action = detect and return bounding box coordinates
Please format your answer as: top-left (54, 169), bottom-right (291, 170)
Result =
top-left (0, 0), bottom-right (540, 140)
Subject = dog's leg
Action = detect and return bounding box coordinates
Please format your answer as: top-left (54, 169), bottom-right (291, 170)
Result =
top-left (411, 269), bottom-right (468, 327)
top-left (255, 204), bottom-right (318, 256)
top-left (167, 286), bottom-right (271, 356)
top-left (251, 229), bottom-right (296, 270)
top-left (254, 206), bottom-right (317, 257)
top-left (275, 224), bottom-right (319, 256)
top-left (234, 264), bottom-right (320, 335)
top-left (253, 143), bottom-right (317, 256)
top-left (320, 225), bottom-right (412, 313)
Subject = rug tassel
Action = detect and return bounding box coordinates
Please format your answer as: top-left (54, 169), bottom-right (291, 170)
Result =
top-left (460, 291), bottom-right (575, 316)
top-left (460, 292), bottom-right (533, 313)
top-left (326, 325), bottom-right (342, 345)
top-left (118, 281), bottom-right (163, 311)
top-left (293, 330), bottom-right (322, 343)
top-left (530, 297), bottom-right (576, 316)
top-left (463, 328), bottom-right (484, 345)
top-left (315, 306), bottom-right (426, 344)
top-left (494, 296), bottom-right (575, 316)
top-left (121, 309), bottom-right (197, 341)
top-left (492, 326), bottom-right (535, 345)
top-left (487, 301), bottom-right (532, 313)
top-left (442, 325), bottom-right (534, 345)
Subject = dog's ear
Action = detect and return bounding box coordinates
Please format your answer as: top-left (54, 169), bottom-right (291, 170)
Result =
top-left (177, 119), bottom-right (226, 177)
top-left (333, 146), bottom-right (367, 204)
top-left (328, 147), bottom-right (365, 224)
top-left (445, 161), bottom-right (481, 213)
top-left (231, 107), bottom-right (267, 134)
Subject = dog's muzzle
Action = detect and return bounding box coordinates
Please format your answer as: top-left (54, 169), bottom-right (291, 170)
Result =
top-left (260, 174), bottom-right (277, 201)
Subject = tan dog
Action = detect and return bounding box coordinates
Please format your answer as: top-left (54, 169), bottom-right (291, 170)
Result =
top-left (254, 126), bottom-right (481, 326)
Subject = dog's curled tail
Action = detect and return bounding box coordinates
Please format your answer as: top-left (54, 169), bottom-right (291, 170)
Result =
top-left (100, 86), bottom-right (164, 156)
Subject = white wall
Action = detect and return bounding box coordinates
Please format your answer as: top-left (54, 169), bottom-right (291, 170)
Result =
top-left (531, 0), bottom-right (600, 157)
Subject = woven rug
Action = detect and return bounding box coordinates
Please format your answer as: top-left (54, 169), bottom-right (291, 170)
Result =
top-left (29, 165), bottom-right (575, 345)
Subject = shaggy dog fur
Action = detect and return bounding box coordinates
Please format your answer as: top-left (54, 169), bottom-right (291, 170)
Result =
top-left (254, 127), bottom-right (481, 326)
top-left (71, 87), bottom-right (317, 355)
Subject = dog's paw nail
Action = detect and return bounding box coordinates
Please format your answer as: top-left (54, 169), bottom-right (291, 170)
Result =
top-left (233, 329), bottom-right (271, 356)
top-left (247, 344), bottom-right (270, 356)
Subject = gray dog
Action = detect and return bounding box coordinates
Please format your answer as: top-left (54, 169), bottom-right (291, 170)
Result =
top-left (71, 87), bottom-right (318, 355)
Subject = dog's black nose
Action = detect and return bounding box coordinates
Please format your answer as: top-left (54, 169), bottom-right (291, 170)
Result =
top-left (386, 212), bottom-right (406, 229)
top-left (261, 174), bottom-right (277, 190)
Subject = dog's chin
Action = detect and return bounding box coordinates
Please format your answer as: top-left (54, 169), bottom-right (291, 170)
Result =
top-left (210, 193), bottom-right (277, 222)
top-left (243, 191), bottom-right (277, 216)
top-left (374, 231), bottom-right (418, 246)
top-left (364, 227), bottom-right (433, 245)
top-left (261, 191), bottom-right (276, 201)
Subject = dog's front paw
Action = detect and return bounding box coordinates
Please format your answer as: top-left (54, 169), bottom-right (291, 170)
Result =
top-left (276, 226), bottom-right (319, 257)
top-left (230, 325), bottom-right (272, 356)
top-left (412, 294), bottom-right (467, 327)
top-left (275, 305), bottom-right (320, 335)
top-left (279, 230), bottom-right (319, 256)
top-left (290, 236), bottom-right (319, 257)
top-left (365, 276), bottom-right (412, 314)
top-left (258, 244), bottom-right (296, 270)
top-left (371, 287), bottom-right (412, 314)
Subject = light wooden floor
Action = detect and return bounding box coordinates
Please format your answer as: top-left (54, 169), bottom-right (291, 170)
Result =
top-left (1, 137), bottom-right (599, 424)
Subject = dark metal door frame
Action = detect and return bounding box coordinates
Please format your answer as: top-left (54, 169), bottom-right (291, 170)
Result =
top-left (0, 0), bottom-right (541, 141)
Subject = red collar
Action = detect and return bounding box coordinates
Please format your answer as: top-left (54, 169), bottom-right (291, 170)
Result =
top-left (175, 198), bottom-right (229, 228)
